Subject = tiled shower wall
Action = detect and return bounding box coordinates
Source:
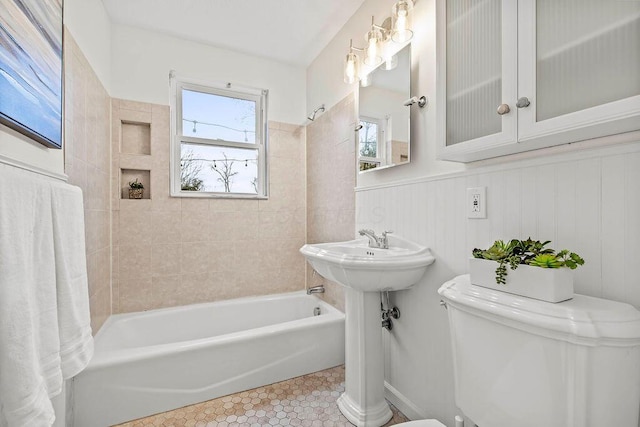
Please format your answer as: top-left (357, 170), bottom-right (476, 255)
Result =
top-left (111, 99), bottom-right (307, 313)
top-left (63, 29), bottom-right (112, 332)
top-left (356, 139), bottom-right (640, 424)
top-left (305, 94), bottom-right (357, 311)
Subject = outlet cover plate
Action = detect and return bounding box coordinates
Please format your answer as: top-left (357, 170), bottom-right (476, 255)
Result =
top-left (467, 187), bottom-right (487, 219)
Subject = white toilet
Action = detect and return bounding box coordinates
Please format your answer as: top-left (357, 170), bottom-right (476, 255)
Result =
top-left (396, 274), bottom-right (640, 427)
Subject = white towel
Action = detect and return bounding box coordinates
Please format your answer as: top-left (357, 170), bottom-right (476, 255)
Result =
top-left (0, 164), bottom-right (94, 427)
top-left (50, 181), bottom-right (94, 379)
top-left (0, 165), bottom-right (61, 427)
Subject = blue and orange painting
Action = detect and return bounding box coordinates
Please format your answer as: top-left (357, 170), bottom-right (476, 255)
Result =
top-left (0, 0), bottom-right (63, 148)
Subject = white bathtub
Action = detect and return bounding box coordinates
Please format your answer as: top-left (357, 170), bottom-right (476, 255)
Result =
top-left (72, 291), bottom-right (345, 427)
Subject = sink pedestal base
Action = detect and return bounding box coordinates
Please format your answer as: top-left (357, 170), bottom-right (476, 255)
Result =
top-left (338, 288), bottom-right (392, 427)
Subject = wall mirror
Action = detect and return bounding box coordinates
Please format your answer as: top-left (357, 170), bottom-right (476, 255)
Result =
top-left (357, 44), bottom-right (411, 172)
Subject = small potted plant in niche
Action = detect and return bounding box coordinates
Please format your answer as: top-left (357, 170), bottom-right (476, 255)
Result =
top-left (128, 179), bottom-right (144, 199)
top-left (470, 238), bottom-right (584, 303)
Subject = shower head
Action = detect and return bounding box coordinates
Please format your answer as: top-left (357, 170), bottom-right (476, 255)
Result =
top-left (307, 104), bottom-right (325, 121)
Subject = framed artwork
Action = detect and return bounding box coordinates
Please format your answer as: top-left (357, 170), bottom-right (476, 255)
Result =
top-left (0, 0), bottom-right (63, 149)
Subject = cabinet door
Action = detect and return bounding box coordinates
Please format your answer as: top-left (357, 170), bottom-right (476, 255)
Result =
top-left (436, 0), bottom-right (517, 162)
top-left (517, 0), bottom-right (640, 146)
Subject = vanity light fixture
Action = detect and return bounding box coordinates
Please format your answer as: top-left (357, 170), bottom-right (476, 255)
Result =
top-left (344, 39), bottom-right (364, 84)
top-left (364, 17), bottom-right (384, 66)
top-left (343, 0), bottom-right (414, 84)
top-left (392, 0), bottom-right (414, 43)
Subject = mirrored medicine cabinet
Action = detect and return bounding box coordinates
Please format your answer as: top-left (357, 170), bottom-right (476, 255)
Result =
top-left (357, 43), bottom-right (411, 173)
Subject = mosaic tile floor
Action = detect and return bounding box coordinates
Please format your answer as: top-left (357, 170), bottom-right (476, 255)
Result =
top-left (115, 365), bottom-right (409, 427)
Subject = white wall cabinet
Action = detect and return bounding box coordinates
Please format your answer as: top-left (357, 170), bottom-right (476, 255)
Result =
top-left (436, 0), bottom-right (640, 162)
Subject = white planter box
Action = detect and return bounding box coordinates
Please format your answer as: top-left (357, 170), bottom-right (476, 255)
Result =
top-left (469, 258), bottom-right (574, 303)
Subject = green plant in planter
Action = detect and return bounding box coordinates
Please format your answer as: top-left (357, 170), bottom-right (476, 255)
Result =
top-left (129, 179), bottom-right (144, 189)
top-left (128, 179), bottom-right (145, 199)
top-left (473, 238), bottom-right (584, 284)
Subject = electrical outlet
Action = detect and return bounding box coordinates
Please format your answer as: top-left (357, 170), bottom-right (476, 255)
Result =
top-left (467, 187), bottom-right (487, 219)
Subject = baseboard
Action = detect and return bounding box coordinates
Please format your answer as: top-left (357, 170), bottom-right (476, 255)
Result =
top-left (384, 381), bottom-right (426, 421)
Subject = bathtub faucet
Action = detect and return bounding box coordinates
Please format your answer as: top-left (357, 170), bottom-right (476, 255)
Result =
top-left (307, 285), bottom-right (325, 295)
top-left (358, 229), bottom-right (392, 249)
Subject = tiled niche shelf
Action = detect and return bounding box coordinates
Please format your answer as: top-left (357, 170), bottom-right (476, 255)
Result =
top-left (113, 100), bottom-right (156, 205)
top-left (121, 169), bottom-right (150, 200)
top-left (121, 121), bottom-right (151, 155)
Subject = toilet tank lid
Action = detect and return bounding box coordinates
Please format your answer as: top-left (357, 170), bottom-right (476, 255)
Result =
top-left (438, 275), bottom-right (640, 346)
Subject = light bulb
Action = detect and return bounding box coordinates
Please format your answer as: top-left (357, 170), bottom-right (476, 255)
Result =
top-left (367, 37), bottom-right (377, 62)
top-left (346, 60), bottom-right (355, 79)
top-left (397, 13), bottom-right (406, 31)
top-left (364, 28), bottom-right (383, 66)
top-left (392, 0), bottom-right (414, 43)
top-left (344, 52), bottom-right (360, 84)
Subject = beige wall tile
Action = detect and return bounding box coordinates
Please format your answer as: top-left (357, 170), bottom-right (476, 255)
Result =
top-left (305, 94), bottom-right (356, 311)
top-left (181, 242), bottom-right (210, 275)
top-left (181, 209), bottom-right (209, 242)
top-left (65, 31), bottom-right (112, 332)
top-left (119, 243), bottom-right (152, 280)
top-left (151, 243), bottom-right (182, 277)
top-left (209, 243), bottom-right (235, 273)
top-left (86, 252), bottom-right (98, 297)
top-left (181, 198), bottom-right (210, 212)
top-left (118, 277), bottom-right (152, 313)
top-left (119, 208), bottom-right (152, 246)
top-left (151, 198), bottom-right (181, 212)
top-left (180, 273), bottom-right (211, 305)
top-left (151, 210), bottom-right (182, 244)
top-left (118, 99), bottom-right (153, 113)
top-left (259, 209), bottom-right (305, 240)
top-left (89, 286), bottom-right (111, 334)
top-left (197, 270), bottom-right (237, 301)
top-left (209, 198), bottom-right (260, 213)
top-left (151, 275), bottom-right (182, 309)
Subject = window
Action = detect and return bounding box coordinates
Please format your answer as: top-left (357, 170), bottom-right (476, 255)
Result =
top-left (358, 117), bottom-right (384, 171)
top-left (170, 75), bottom-right (268, 198)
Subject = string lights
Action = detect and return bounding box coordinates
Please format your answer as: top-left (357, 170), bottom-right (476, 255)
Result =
top-left (183, 157), bottom-right (256, 168)
top-left (183, 118), bottom-right (255, 142)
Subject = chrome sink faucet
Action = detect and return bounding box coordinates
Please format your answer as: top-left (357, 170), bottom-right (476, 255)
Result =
top-left (358, 229), bottom-right (392, 249)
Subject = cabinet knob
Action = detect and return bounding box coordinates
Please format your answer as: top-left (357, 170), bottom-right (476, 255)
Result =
top-left (497, 104), bottom-right (510, 115)
top-left (516, 97), bottom-right (531, 108)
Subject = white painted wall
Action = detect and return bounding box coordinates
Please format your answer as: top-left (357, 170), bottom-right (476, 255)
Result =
top-left (0, 126), bottom-right (65, 176)
top-left (64, 0), bottom-right (112, 92)
top-left (0, 0), bottom-right (111, 176)
top-left (110, 25), bottom-right (306, 125)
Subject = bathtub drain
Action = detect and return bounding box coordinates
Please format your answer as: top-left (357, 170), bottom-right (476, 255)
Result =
top-left (313, 307), bottom-right (321, 316)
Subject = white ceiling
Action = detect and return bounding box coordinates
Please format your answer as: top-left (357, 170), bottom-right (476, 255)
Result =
top-left (101, 0), bottom-right (366, 67)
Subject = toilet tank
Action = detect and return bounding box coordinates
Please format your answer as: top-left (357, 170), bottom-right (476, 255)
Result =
top-left (438, 275), bottom-right (640, 427)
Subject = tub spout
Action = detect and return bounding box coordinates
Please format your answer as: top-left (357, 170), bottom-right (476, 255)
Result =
top-left (307, 286), bottom-right (325, 295)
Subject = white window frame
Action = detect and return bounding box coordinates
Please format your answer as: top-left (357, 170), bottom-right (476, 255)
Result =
top-left (358, 116), bottom-right (385, 170)
top-left (169, 72), bottom-right (269, 198)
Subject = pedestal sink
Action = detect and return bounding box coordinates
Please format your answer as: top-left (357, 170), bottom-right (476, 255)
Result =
top-left (300, 235), bottom-right (435, 427)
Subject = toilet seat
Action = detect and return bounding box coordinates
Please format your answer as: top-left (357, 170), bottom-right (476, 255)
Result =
top-left (394, 420), bottom-right (445, 427)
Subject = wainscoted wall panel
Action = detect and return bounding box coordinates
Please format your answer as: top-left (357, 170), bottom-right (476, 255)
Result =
top-left (63, 29), bottom-right (112, 333)
top-left (356, 140), bottom-right (640, 425)
top-left (112, 100), bottom-right (306, 313)
top-left (305, 94), bottom-right (357, 312)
